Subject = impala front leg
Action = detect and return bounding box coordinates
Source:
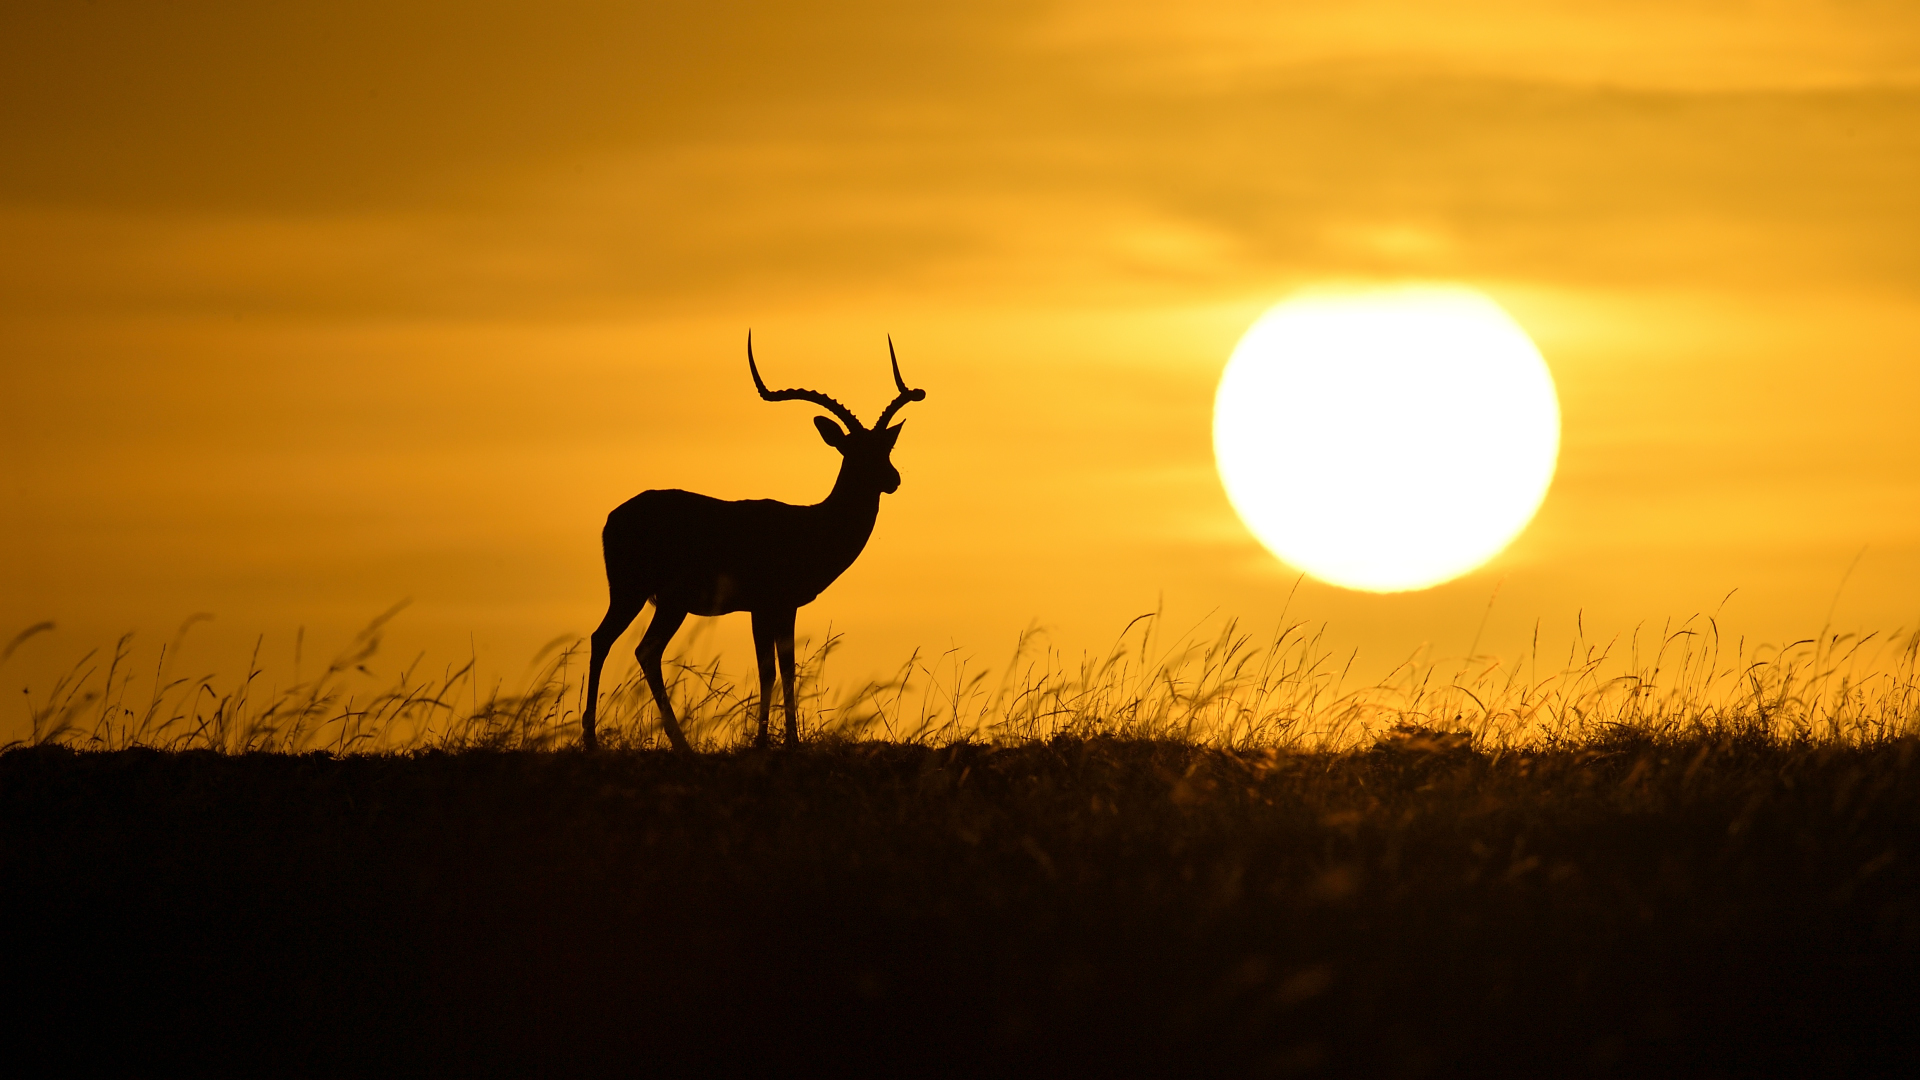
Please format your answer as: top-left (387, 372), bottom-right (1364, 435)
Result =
top-left (770, 608), bottom-right (800, 747)
top-left (750, 611), bottom-right (779, 749)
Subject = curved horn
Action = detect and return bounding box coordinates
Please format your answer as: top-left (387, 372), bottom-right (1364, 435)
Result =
top-left (748, 331), bottom-right (864, 432)
top-left (874, 335), bottom-right (927, 429)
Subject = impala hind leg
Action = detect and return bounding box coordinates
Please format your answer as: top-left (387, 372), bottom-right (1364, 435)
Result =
top-left (636, 605), bottom-right (693, 752)
top-left (583, 597), bottom-right (644, 750)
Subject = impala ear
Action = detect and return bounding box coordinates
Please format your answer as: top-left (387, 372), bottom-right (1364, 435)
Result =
top-left (881, 422), bottom-right (903, 448)
top-left (814, 415), bottom-right (848, 448)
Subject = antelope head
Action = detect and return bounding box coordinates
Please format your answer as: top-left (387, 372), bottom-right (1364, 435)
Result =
top-left (748, 334), bottom-right (927, 495)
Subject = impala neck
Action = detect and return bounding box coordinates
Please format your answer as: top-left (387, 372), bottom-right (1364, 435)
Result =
top-left (817, 460), bottom-right (883, 548)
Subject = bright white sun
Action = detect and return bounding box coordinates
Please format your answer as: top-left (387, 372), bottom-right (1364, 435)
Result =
top-left (1213, 285), bottom-right (1560, 593)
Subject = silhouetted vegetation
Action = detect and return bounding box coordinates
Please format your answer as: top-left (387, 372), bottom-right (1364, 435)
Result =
top-left (5, 726), bottom-right (1919, 1075)
top-left (6, 618), bottom-right (1919, 1074)
top-left (11, 610), bottom-right (1918, 753)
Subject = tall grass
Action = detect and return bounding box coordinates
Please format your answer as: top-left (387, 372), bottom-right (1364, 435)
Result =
top-left (6, 608), bottom-right (1918, 754)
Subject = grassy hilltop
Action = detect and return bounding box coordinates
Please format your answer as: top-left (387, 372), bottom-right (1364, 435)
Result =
top-left (6, 616), bottom-right (1918, 1073)
top-left (7, 728), bottom-right (1920, 1077)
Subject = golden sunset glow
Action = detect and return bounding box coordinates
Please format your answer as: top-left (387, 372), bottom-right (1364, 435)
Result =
top-left (1214, 287), bottom-right (1559, 592)
top-left (2, 2), bottom-right (1918, 732)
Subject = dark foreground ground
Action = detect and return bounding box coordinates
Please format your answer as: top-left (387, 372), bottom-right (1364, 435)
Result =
top-left (5, 732), bottom-right (1919, 1077)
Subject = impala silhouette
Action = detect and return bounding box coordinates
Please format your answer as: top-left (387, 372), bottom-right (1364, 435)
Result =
top-left (581, 335), bottom-right (926, 751)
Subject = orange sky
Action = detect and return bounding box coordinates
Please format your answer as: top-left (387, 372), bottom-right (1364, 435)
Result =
top-left (3, 1), bottom-right (1918, 728)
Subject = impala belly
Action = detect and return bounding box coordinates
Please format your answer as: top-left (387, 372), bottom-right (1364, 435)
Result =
top-left (603, 488), bottom-right (875, 615)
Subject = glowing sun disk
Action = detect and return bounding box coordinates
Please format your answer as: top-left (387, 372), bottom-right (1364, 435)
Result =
top-left (1212, 286), bottom-right (1561, 593)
